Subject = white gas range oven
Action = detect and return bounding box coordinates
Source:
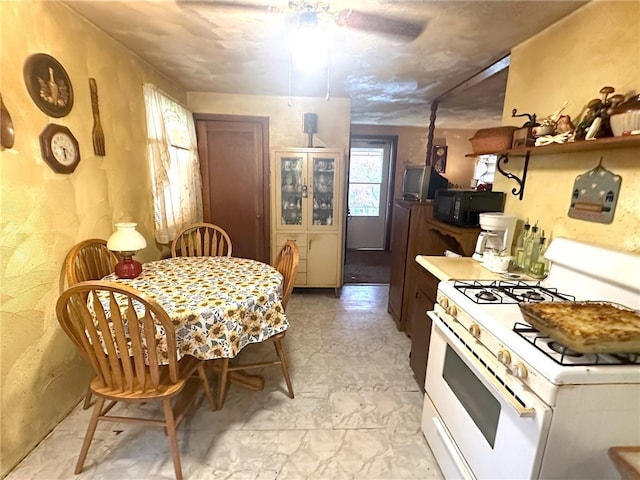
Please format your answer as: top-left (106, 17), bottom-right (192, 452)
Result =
top-left (421, 238), bottom-right (640, 480)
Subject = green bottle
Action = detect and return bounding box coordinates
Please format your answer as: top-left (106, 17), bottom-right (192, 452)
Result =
top-left (522, 222), bottom-right (539, 271)
top-left (528, 231), bottom-right (548, 278)
top-left (514, 219), bottom-right (531, 271)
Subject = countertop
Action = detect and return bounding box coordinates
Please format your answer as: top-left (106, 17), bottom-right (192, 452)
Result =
top-left (415, 255), bottom-right (516, 282)
top-left (609, 447), bottom-right (640, 480)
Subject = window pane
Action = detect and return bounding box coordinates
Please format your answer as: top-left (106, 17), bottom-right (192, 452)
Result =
top-left (350, 149), bottom-right (383, 183)
top-left (349, 184), bottom-right (380, 217)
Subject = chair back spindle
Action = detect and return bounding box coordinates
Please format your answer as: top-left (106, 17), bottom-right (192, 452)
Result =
top-left (65, 239), bottom-right (120, 286)
top-left (171, 223), bottom-right (232, 258)
top-left (57, 281), bottom-right (179, 394)
top-left (275, 240), bottom-right (299, 310)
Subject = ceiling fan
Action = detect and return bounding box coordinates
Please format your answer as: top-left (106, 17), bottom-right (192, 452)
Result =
top-left (177, 0), bottom-right (425, 40)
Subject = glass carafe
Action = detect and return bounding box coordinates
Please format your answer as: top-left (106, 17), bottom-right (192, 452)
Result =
top-left (484, 231), bottom-right (505, 254)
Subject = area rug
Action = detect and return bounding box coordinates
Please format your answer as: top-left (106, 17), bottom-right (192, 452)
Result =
top-left (343, 249), bottom-right (391, 284)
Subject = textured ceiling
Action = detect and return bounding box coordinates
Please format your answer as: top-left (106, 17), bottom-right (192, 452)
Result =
top-left (63, 0), bottom-right (588, 128)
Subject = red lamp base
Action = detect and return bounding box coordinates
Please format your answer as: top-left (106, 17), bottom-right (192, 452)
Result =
top-left (115, 257), bottom-right (142, 279)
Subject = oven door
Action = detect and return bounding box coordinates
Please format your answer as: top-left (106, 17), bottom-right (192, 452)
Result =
top-left (422, 312), bottom-right (552, 480)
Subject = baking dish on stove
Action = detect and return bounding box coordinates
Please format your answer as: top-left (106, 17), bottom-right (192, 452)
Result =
top-left (518, 301), bottom-right (640, 354)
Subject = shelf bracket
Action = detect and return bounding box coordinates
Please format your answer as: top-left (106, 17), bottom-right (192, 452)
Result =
top-left (496, 152), bottom-right (529, 200)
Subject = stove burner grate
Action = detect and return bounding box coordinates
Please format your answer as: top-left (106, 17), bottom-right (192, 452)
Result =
top-left (453, 280), bottom-right (575, 304)
top-left (513, 323), bottom-right (640, 366)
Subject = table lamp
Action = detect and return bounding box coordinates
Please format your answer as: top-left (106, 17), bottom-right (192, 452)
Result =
top-left (107, 222), bottom-right (147, 279)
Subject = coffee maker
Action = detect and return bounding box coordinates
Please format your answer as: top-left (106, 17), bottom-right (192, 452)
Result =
top-left (472, 212), bottom-right (517, 264)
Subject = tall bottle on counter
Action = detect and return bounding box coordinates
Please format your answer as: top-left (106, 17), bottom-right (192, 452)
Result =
top-left (522, 221), bottom-right (539, 272)
top-left (513, 219), bottom-right (531, 271)
top-left (529, 231), bottom-right (549, 278)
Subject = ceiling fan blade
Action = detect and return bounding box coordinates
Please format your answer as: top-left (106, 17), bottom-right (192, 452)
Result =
top-left (335, 9), bottom-right (424, 40)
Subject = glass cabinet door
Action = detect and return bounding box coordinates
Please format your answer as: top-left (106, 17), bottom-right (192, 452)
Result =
top-left (310, 155), bottom-right (337, 229)
top-left (276, 154), bottom-right (305, 229)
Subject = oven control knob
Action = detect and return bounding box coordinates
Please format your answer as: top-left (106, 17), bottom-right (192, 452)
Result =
top-left (448, 305), bottom-right (458, 317)
top-left (497, 350), bottom-right (511, 366)
top-left (469, 323), bottom-right (481, 338)
top-left (512, 363), bottom-right (528, 379)
top-left (440, 297), bottom-right (449, 309)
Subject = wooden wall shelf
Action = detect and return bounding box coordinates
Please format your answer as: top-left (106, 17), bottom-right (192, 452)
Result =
top-left (464, 135), bottom-right (640, 200)
top-left (466, 134), bottom-right (640, 158)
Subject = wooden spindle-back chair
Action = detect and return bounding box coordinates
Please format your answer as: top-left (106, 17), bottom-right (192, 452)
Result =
top-left (56, 281), bottom-right (216, 480)
top-left (216, 241), bottom-right (299, 407)
top-left (170, 222), bottom-right (232, 258)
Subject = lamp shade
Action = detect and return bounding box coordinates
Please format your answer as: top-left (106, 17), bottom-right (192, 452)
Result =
top-left (107, 222), bottom-right (147, 253)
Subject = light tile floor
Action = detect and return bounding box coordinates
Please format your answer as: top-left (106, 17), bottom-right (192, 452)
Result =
top-left (6, 285), bottom-right (443, 480)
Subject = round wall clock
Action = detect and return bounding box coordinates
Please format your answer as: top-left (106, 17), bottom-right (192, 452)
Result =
top-left (39, 124), bottom-right (80, 174)
top-left (24, 53), bottom-right (73, 117)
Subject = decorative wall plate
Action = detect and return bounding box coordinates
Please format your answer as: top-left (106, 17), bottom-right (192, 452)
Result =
top-left (24, 53), bottom-right (73, 117)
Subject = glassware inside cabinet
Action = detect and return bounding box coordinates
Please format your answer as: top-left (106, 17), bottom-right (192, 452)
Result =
top-left (280, 156), bottom-right (303, 225)
top-left (312, 157), bottom-right (335, 225)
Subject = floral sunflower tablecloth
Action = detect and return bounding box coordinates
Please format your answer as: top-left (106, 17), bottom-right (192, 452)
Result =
top-left (102, 256), bottom-right (288, 361)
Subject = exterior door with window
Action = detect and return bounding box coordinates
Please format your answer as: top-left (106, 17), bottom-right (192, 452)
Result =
top-left (346, 139), bottom-right (392, 249)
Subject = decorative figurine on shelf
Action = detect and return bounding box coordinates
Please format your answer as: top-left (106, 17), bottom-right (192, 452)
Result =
top-left (533, 102), bottom-right (576, 146)
top-left (574, 86), bottom-right (625, 140)
top-left (533, 101), bottom-right (569, 136)
top-left (556, 115), bottom-right (575, 134)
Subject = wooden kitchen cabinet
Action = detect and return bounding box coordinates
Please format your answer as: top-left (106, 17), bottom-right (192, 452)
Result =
top-left (405, 217), bottom-right (479, 389)
top-left (387, 200), bottom-right (433, 331)
top-left (408, 266), bottom-right (439, 391)
top-left (422, 217), bottom-right (480, 257)
top-left (271, 148), bottom-right (344, 292)
top-left (406, 218), bottom-right (480, 327)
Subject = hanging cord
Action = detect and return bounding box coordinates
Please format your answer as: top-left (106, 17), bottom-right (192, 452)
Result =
top-left (325, 47), bottom-right (331, 101)
top-left (288, 50), bottom-right (293, 107)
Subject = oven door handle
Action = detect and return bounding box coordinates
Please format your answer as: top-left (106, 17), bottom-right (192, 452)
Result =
top-left (430, 311), bottom-right (537, 418)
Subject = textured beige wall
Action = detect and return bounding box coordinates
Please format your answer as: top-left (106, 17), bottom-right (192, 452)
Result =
top-left (0, 0), bottom-right (185, 474)
top-left (498, 1), bottom-right (640, 253)
top-left (350, 124), bottom-right (477, 198)
top-left (187, 92), bottom-right (351, 155)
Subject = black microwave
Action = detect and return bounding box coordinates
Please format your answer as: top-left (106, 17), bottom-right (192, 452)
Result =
top-left (433, 190), bottom-right (506, 227)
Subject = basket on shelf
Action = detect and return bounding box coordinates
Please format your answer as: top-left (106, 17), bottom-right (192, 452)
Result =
top-left (469, 126), bottom-right (518, 154)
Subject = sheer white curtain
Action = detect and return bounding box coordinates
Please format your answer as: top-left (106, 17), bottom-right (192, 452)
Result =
top-left (143, 83), bottom-right (203, 244)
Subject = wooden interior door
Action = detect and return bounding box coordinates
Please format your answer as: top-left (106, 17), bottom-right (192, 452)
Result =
top-left (194, 114), bottom-right (270, 263)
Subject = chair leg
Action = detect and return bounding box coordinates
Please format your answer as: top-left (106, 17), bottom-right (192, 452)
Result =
top-left (82, 387), bottom-right (93, 409)
top-left (163, 398), bottom-right (183, 480)
top-left (274, 338), bottom-right (294, 398)
top-left (75, 396), bottom-right (104, 474)
top-left (197, 364), bottom-right (217, 410)
top-left (217, 358), bottom-right (230, 408)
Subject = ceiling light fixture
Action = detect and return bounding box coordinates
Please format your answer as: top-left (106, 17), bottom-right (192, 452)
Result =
top-left (288, 10), bottom-right (330, 70)
top-left (288, 8), bottom-right (332, 105)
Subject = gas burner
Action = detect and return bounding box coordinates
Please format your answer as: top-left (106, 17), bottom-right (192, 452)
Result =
top-left (501, 285), bottom-right (576, 303)
top-left (475, 290), bottom-right (498, 302)
top-left (523, 290), bottom-right (545, 302)
top-left (547, 341), bottom-right (583, 358)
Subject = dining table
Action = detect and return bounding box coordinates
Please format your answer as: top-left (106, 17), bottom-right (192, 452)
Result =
top-left (101, 255), bottom-right (289, 391)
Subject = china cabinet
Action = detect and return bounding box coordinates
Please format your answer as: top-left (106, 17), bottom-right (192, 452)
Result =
top-left (271, 148), bottom-right (344, 293)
